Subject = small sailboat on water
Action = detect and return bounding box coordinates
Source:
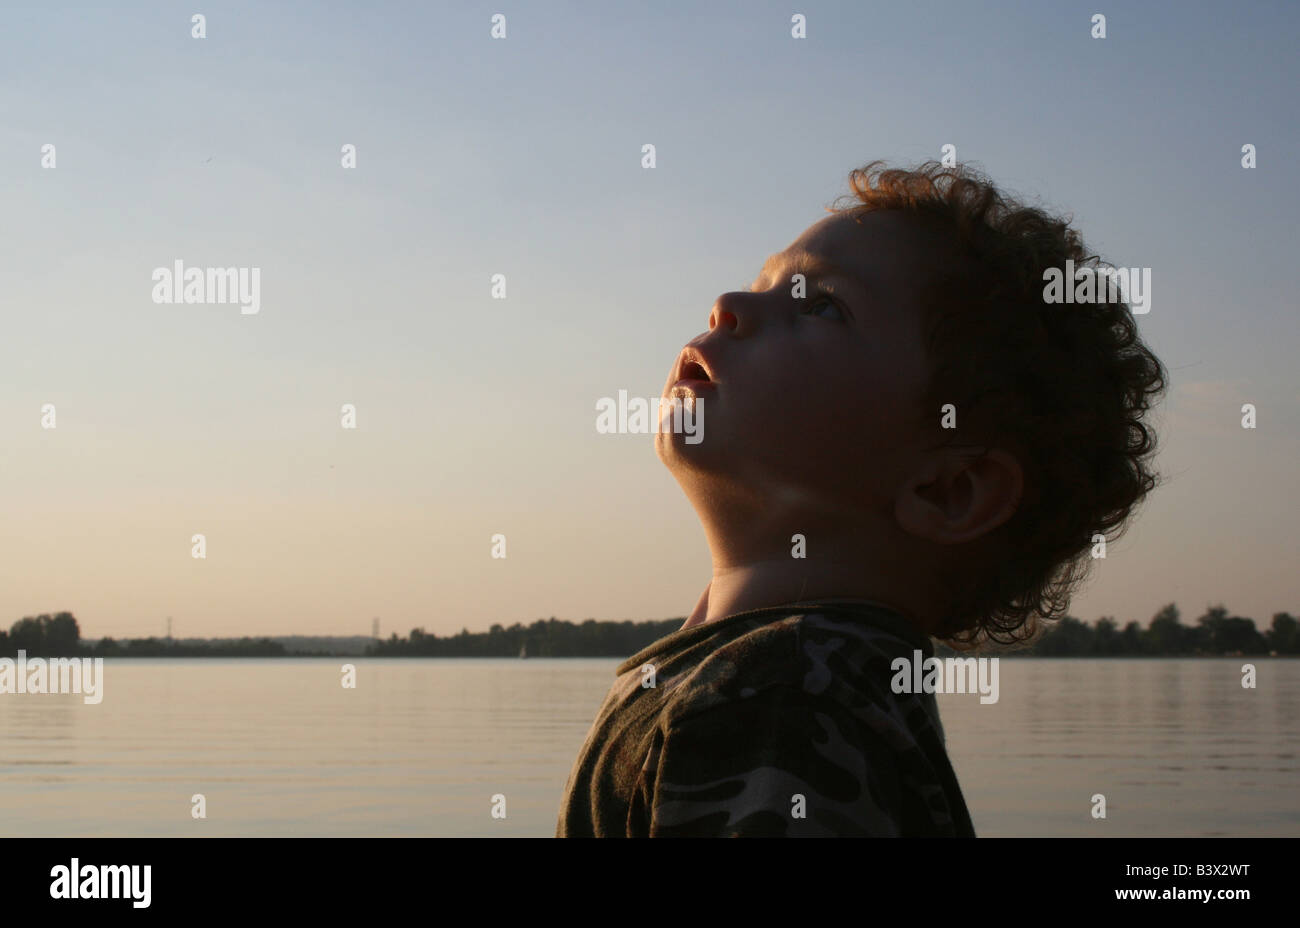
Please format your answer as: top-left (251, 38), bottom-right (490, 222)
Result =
top-left (519, 643), bottom-right (527, 659)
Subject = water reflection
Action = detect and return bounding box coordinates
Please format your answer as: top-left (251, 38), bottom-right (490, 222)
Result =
top-left (0, 657), bottom-right (1294, 836)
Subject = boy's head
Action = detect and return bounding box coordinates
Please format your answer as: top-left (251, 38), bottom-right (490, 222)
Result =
top-left (656, 160), bottom-right (1166, 646)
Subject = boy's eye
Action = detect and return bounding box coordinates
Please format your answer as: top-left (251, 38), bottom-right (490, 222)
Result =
top-left (802, 295), bottom-right (845, 321)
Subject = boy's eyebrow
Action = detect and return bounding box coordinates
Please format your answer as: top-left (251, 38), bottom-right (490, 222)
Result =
top-left (757, 251), bottom-right (862, 292)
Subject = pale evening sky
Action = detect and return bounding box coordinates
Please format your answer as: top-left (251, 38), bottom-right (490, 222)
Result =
top-left (2, 1), bottom-right (1297, 639)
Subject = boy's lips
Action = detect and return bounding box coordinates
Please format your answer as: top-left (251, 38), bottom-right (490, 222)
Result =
top-left (673, 346), bottom-right (717, 390)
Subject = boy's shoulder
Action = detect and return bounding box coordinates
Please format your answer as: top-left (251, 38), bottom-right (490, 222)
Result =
top-left (626, 601), bottom-right (935, 729)
top-left (557, 601), bottom-right (974, 836)
top-left (605, 602), bottom-right (971, 836)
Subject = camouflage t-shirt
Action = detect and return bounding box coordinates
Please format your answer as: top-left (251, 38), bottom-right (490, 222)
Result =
top-left (556, 601), bottom-right (976, 837)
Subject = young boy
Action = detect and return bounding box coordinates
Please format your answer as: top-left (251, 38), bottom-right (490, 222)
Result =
top-left (557, 161), bottom-right (1166, 837)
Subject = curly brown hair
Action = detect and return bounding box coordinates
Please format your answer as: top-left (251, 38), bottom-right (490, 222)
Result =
top-left (830, 161), bottom-right (1167, 648)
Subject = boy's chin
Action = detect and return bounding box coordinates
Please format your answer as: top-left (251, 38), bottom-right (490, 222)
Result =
top-left (654, 427), bottom-right (694, 460)
top-left (654, 427), bottom-right (716, 471)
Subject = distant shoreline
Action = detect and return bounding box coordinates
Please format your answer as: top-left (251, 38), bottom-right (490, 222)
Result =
top-left (5, 607), bottom-right (1297, 660)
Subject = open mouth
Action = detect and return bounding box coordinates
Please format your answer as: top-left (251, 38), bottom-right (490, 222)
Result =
top-left (671, 348), bottom-right (717, 396)
top-left (679, 359), bottom-right (711, 383)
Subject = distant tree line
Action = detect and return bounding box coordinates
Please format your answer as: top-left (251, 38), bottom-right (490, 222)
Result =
top-left (375, 604), bottom-right (1298, 658)
top-left (85, 636), bottom-right (288, 657)
top-left (0, 613), bottom-right (286, 657)
top-left (1, 612), bottom-right (83, 656)
top-left (980, 604), bottom-right (1297, 656)
top-left (4, 604), bottom-right (1297, 659)
top-left (368, 618), bottom-right (684, 657)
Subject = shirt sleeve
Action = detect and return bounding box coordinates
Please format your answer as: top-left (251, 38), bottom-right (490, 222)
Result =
top-left (637, 683), bottom-right (908, 837)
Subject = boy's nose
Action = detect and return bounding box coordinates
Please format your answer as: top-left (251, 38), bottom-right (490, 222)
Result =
top-left (709, 307), bottom-right (737, 332)
top-left (712, 291), bottom-right (754, 330)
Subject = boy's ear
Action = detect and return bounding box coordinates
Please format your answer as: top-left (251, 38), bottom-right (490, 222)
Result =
top-left (894, 448), bottom-right (1023, 545)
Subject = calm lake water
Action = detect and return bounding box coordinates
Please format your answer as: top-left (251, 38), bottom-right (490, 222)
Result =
top-left (0, 658), bottom-right (1295, 837)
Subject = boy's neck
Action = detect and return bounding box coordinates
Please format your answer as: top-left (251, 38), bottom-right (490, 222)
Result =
top-left (682, 559), bottom-right (939, 637)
